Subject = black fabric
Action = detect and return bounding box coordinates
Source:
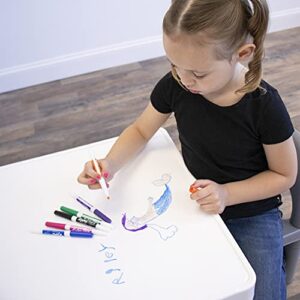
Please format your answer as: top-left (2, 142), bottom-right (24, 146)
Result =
top-left (151, 72), bottom-right (294, 220)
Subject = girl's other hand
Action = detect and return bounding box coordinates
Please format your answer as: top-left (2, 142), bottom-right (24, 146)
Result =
top-left (77, 159), bottom-right (114, 190)
top-left (189, 179), bottom-right (229, 214)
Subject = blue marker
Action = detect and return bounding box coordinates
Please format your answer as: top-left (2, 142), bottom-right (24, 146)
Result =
top-left (39, 229), bottom-right (93, 238)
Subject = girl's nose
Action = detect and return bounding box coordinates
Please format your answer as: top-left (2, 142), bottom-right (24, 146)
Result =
top-left (179, 71), bottom-right (196, 88)
top-left (182, 80), bottom-right (196, 90)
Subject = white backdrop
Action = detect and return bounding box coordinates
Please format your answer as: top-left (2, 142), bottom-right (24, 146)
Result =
top-left (0, 0), bottom-right (299, 93)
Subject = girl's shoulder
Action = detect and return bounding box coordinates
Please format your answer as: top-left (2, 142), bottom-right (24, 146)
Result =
top-left (150, 72), bottom-right (185, 113)
top-left (248, 79), bottom-right (284, 109)
top-left (254, 79), bottom-right (293, 144)
top-left (260, 79), bottom-right (278, 92)
top-left (256, 80), bottom-right (281, 100)
top-left (154, 71), bottom-right (181, 91)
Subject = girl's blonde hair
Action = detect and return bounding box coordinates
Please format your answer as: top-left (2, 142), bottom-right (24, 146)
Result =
top-left (163, 0), bottom-right (269, 94)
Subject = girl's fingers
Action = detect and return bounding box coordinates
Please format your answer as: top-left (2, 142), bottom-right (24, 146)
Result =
top-left (77, 171), bottom-right (99, 186)
top-left (196, 197), bottom-right (211, 205)
top-left (88, 182), bottom-right (101, 190)
top-left (77, 171), bottom-right (89, 184)
top-left (200, 203), bottom-right (218, 214)
top-left (88, 161), bottom-right (110, 180)
top-left (85, 160), bottom-right (105, 178)
top-left (78, 159), bottom-right (113, 189)
top-left (190, 188), bottom-right (211, 201)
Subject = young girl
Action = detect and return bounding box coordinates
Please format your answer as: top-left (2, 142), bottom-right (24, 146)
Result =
top-left (78, 0), bottom-right (297, 299)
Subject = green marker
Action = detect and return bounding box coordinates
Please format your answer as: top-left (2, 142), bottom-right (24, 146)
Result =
top-left (60, 206), bottom-right (112, 230)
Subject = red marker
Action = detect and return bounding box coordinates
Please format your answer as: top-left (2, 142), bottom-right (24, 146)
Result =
top-left (45, 221), bottom-right (106, 236)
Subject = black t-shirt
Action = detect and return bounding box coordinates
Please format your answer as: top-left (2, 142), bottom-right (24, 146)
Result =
top-left (150, 72), bottom-right (294, 220)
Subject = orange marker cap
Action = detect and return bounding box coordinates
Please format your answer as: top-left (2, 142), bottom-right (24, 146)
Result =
top-left (189, 185), bottom-right (199, 193)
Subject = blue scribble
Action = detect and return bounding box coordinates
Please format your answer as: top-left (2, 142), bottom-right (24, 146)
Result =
top-left (121, 174), bottom-right (178, 241)
top-left (153, 184), bottom-right (172, 215)
top-left (99, 243), bottom-right (125, 285)
top-left (106, 268), bottom-right (121, 274)
top-left (121, 174), bottom-right (173, 230)
top-left (112, 272), bottom-right (125, 285)
top-left (148, 224), bottom-right (178, 241)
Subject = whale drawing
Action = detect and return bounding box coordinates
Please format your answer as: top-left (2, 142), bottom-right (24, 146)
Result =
top-left (121, 174), bottom-right (178, 240)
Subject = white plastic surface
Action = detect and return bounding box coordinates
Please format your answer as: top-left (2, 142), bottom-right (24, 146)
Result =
top-left (0, 128), bottom-right (255, 300)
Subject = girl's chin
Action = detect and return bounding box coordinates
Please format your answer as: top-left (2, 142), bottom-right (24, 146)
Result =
top-left (189, 89), bottom-right (202, 94)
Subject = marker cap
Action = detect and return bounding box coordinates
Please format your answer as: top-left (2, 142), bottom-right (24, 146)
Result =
top-left (54, 210), bottom-right (72, 220)
top-left (69, 231), bottom-right (93, 238)
top-left (189, 186), bottom-right (199, 193)
top-left (60, 206), bottom-right (78, 216)
top-left (45, 221), bottom-right (65, 230)
top-left (94, 209), bottom-right (112, 224)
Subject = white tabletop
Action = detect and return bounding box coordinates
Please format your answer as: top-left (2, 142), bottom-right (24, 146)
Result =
top-left (0, 128), bottom-right (255, 300)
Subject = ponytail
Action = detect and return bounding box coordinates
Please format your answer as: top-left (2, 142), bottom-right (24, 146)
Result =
top-left (237, 0), bottom-right (269, 94)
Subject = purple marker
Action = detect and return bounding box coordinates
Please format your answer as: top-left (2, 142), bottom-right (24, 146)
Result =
top-left (75, 195), bottom-right (112, 224)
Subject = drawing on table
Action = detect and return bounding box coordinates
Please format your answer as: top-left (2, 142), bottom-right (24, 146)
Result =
top-left (121, 173), bottom-right (178, 240)
top-left (99, 243), bottom-right (125, 285)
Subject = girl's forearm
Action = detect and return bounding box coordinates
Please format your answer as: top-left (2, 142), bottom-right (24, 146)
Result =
top-left (104, 124), bottom-right (149, 173)
top-left (224, 170), bottom-right (296, 206)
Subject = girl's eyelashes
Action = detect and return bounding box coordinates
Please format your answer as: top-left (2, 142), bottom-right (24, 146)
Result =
top-left (171, 64), bottom-right (206, 79)
top-left (193, 73), bottom-right (206, 79)
top-left (170, 63), bottom-right (207, 79)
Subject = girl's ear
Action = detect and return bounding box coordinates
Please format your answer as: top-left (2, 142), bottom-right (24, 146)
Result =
top-left (237, 43), bottom-right (256, 62)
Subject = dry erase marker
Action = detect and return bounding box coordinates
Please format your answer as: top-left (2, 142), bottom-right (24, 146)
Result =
top-left (45, 221), bottom-right (106, 236)
top-left (75, 195), bottom-right (112, 224)
top-left (54, 210), bottom-right (108, 232)
top-left (92, 158), bottom-right (110, 200)
top-left (38, 229), bottom-right (93, 238)
top-left (60, 205), bottom-right (102, 222)
top-left (60, 206), bottom-right (112, 230)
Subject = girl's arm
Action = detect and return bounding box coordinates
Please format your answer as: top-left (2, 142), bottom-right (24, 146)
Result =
top-left (190, 136), bottom-right (297, 214)
top-left (105, 102), bottom-right (171, 173)
top-left (224, 136), bottom-right (297, 205)
top-left (77, 102), bottom-right (171, 188)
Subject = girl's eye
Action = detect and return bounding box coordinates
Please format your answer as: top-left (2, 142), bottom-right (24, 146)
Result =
top-left (193, 73), bottom-right (206, 79)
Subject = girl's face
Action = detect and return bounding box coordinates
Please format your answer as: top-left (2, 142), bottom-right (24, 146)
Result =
top-left (163, 33), bottom-right (239, 99)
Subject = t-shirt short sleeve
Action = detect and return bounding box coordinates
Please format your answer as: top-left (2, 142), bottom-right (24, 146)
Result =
top-left (150, 72), bottom-right (175, 114)
top-left (258, 88), bottom-right (294, 144)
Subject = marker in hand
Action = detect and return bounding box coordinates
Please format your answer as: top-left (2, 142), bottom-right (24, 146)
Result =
top-left (92, 158), bottom-right (110, 200)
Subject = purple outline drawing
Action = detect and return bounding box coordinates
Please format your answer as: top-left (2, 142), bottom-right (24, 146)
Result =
top-left (121, 174), bottom-right (178, 240)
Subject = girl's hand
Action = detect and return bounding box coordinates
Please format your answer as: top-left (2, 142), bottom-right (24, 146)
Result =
top-left (77, 159), bottom-right (115, 190)
top-left (189, 179), bottom-right (229, 214)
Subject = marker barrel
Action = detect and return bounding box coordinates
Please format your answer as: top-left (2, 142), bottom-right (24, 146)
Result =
top-left (45, 221), bottom-right (106, 236)
top-left (41, 229), bottom-right (93, 238)
top-left (99, 176), bottom-right (110, 199)
top-left (54, 210), bottom-right (109, 233)
top-left (75, 196), bottom-right (112, 224)
top-left (60, 206), bottom-right (104, 224)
